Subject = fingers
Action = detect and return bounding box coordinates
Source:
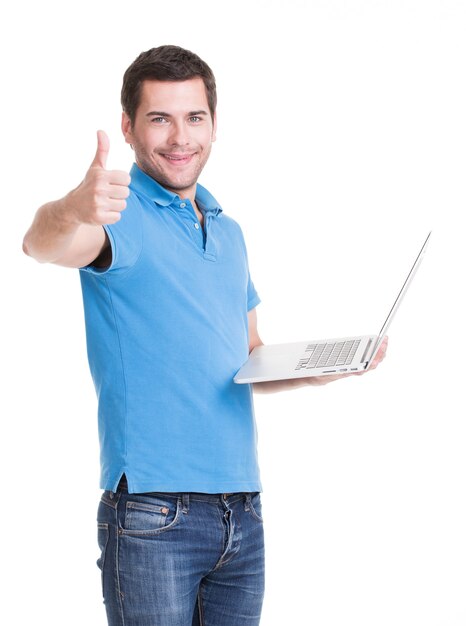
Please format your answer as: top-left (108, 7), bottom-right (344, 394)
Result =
top-left (76, 131), bottom-right (132, 225)
top-left (108, 186), bottom-right (130, 201)
top-left (91, 130), bottom-right (110, 169)
top-left (90, 131), bottom-right (131, 192)
top-left (366, 336), bottom-right (389, 370)
top-left (376, 335), bottom-right (389, 361)
top-left (101, 210), bottom-right (123, 225)
top-left (89, 200), bottom-right (127, 226)
top-left (108, 170), bottom-right (132, 189)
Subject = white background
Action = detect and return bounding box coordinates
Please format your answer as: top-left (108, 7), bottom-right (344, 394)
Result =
top-left (2, 1), bottom-right (465, 624)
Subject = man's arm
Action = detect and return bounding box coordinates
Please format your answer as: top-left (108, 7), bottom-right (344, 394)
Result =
top-left (22, 131), bottom-right (130, 268)
top-left (248, 308), bottom-right (388, 394)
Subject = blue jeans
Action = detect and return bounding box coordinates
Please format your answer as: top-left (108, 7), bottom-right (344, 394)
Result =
top-left (96, 481), bottom-right (265, 625)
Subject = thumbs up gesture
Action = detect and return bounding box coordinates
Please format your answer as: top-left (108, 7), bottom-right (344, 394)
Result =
top-left (70, 131), bottom-right (131, 225)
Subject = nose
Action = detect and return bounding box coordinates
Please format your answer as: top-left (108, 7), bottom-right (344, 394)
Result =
top-left (168, 120), bottom-right (190, 146)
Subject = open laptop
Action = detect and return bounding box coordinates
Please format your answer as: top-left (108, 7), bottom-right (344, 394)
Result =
top-left (234, 232), bottom-right (431, 384)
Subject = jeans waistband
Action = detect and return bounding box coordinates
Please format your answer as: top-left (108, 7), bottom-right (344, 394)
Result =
top-left (116, 474), bottom-right (258, 504)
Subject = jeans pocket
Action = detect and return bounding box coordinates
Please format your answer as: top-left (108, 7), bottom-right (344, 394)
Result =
top-left (96, 522), bottom-right (109, 595)
top-left (247, 493), bottom-right (264, 523)
top-left (121, 495), bottom-right (182, 535)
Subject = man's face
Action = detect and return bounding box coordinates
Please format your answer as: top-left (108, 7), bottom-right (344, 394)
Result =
top-left (122, 78), bottom-right (217, 198)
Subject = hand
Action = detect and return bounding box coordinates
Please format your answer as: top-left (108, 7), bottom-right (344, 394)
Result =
top-left (67, 130), bottom-right (131, 226)
top-left (364, 335), bottom-right (388, 371)
top-left (307, 336), bottom-right (389, 386)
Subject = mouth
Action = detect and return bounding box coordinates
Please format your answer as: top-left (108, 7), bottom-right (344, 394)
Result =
top-left (160, 153), bottom-right (195, 166)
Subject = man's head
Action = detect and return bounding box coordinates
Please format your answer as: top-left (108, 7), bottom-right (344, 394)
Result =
top-left (121, 45), bottom-right (217, 199)
top-left (121, 45), bottom-right (217, 127)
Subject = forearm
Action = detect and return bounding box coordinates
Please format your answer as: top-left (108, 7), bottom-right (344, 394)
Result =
top-left (22, 192), bottom-right (80, 263)
top-left (252, 374), bottom-right (353, 394)
top-left (253, 377), bottom-right (318, 394)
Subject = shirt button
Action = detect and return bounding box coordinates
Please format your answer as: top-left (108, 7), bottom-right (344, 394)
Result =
top-left (180, 202), bottom-right (186, 208)
top-left (194, 223), bottom-right (200, 230)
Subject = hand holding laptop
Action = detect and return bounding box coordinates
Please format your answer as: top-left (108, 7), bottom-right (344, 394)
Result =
top-left (235, 233), bottom-right (430, 386)
top-left (361, 335), bottom-right (389, 372)
top-left (290, 335), bottom-right (389, 387)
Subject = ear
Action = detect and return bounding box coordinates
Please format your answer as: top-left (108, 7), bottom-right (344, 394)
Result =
top-left (121, 111), bottom-right (133, 145)
top-left (211, 111), bottom-right (217, 142)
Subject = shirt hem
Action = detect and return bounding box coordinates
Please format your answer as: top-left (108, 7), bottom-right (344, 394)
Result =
top-left (102, 477), bottom-right (262, 494)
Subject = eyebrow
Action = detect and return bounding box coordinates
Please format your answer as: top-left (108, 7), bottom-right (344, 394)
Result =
top-left (146, 110), bottom-right (209, 117)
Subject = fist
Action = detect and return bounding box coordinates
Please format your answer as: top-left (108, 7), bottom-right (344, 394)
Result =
top-left (69, 130), bottom-right (131, 225)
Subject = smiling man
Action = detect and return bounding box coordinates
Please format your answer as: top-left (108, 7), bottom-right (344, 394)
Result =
top-left (23, 46), bottom-right (386, 626)
top-left (125, 78), bottom-right (215, 198)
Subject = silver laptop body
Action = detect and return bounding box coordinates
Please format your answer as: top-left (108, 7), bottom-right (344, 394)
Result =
top-left (234, 232), bottom-right (430, 384)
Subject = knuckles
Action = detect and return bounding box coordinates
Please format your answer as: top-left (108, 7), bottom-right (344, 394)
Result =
top-left (106, 213), bottom-right (122, 224)
top-left (87, 168), bottom-right (130, 186)
top-left (78, 167), bottom-right (130, 225)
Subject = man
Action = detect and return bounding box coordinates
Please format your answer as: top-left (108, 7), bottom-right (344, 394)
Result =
top-left (23, 46), bottom-right (387, 626)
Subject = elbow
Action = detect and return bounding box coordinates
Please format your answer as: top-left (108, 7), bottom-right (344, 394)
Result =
top-left (248, 338), bottom-right (264, 355)
top-left (22, 235), bottom-right (48, 263)
top-left (22, 237), bottom-right (31, 257)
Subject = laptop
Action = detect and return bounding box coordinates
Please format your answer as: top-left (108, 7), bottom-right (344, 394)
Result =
top-left (234, 232), bottom-right (431, 384)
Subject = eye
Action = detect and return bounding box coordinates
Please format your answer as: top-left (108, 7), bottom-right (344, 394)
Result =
top-left (151, 117), bottom-right (168, 124)
top-left (189, 116), bottom-right (202, 123)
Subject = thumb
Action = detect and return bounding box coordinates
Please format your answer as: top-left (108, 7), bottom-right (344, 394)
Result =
top-left (91, 130), bottom-right (110, 169)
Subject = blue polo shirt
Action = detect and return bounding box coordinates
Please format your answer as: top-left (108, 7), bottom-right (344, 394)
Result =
top-left (79, 163), bottom-right (261, 494)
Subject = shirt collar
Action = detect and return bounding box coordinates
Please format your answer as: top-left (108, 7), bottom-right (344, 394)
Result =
top-left (129, 163), bottom-right (223, 216)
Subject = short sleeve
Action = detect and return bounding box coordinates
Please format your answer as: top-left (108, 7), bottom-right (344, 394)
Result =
top-left (79, 192), bottom-right (143, 275)
top-left (247, 274), bottom-right (261, 311)
top-left (235, 222), bottom-right (260, 311)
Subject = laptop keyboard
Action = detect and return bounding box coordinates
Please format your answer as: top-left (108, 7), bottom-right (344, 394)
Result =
top-left (295, 339), bottom-right (361, 371)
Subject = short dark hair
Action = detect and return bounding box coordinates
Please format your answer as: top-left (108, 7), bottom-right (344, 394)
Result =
top-left (121, 45), bottom-right (217, 125)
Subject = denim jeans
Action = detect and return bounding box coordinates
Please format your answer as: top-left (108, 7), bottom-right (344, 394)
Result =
top-left (96, 480), bottom-right (265, 625)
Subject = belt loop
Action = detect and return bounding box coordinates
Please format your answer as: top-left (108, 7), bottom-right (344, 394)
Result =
top-left (244, 493), bottom-right (252, 512)
top-left (181, 493), bottom-right (189, 514)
